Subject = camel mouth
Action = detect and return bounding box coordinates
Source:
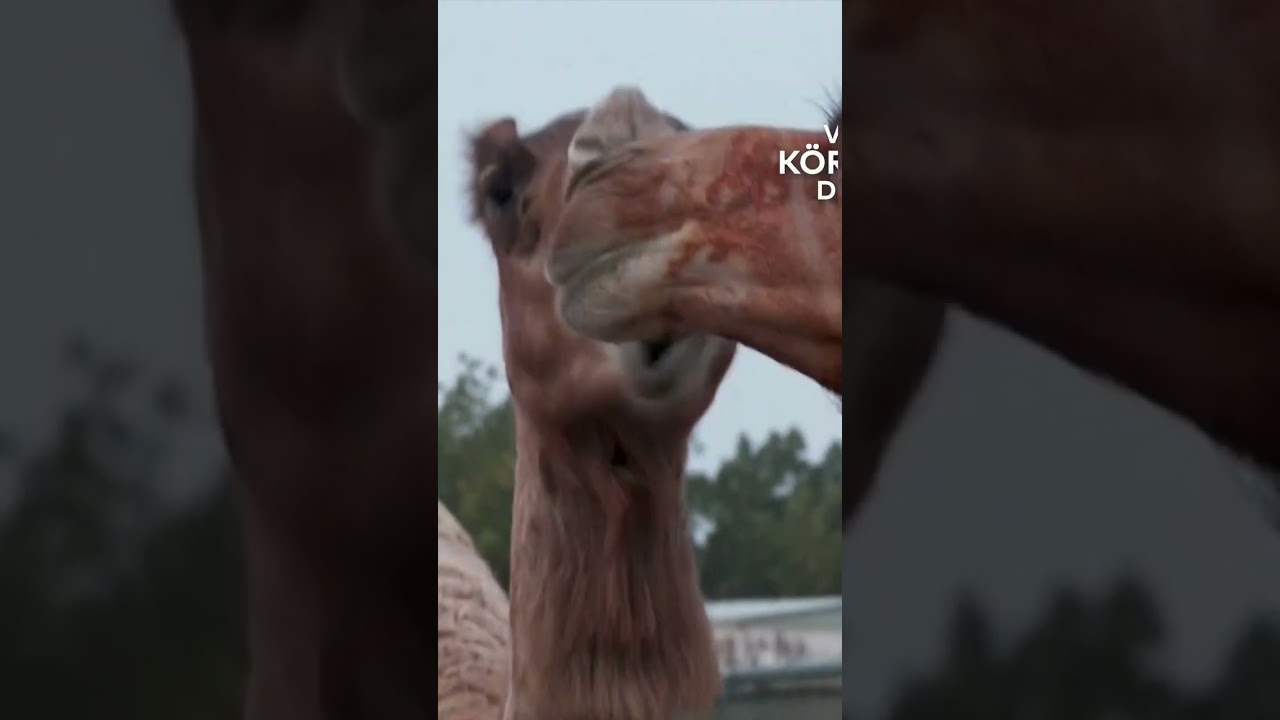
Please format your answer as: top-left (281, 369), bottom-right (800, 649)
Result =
top-left (612, 333), bottom-right (725, 402)
top-left (548, 240), bottom-right (652, 338)
top-left (546, 241), bottom-right (614, 295)
top-left (642, 338), bottom-right (675, 366)
top-left (549, 225), bottom-right (696, 345)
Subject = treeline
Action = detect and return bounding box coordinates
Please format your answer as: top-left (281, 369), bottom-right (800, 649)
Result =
top-left (0, 343), bottom-right (1275, 719)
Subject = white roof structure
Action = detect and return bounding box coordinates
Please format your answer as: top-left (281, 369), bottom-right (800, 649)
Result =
top-left (704, 596), bottom-right (842, 678)
top-left (705, 595), bottom-right (842, 627)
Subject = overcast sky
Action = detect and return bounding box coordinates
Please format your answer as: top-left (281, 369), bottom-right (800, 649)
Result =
top-left (0, 1), bottom-right (1278, 718)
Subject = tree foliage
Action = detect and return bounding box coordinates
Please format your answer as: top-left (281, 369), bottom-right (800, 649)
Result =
top-left (690, 430), bottom-right (842, 598)
top-left (437, 356), bottom-right (516, 587)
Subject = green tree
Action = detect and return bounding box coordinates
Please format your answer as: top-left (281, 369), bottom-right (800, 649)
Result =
top-left (775, 440), bottom-right (843, 595)
top-left (689, 429), bottom-right (842, 598)
top-left (437, 355), bottom-right (516, 588)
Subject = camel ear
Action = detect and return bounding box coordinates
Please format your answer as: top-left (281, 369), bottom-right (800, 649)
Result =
top-left (467, 118), bottom-right (535, 222)
top-left (470, 118), bottom-right (521, 170)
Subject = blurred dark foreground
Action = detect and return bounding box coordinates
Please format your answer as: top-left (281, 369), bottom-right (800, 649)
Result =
top-left (0, 341), bottom-right (1277, 720)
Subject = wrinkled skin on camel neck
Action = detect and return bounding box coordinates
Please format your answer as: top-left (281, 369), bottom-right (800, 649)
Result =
top-left (548, 0), bottom-right (1280, 475)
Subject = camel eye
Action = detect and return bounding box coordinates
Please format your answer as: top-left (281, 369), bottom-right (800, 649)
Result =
top-left (487, 180), bottom-right (514, 207)
top-left (479, 163), bottom-right (516, 210)
top-left (477, 143), bottom-right (535, 225)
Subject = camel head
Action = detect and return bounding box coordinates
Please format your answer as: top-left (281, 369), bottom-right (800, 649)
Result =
top-left (545, 100), bottom-right (843, 393)
top-left (467, 88), bottom-right (737, 431)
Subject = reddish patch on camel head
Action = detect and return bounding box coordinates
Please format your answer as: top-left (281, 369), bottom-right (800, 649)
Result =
top-left (547, 108), bottom-right (842, 394)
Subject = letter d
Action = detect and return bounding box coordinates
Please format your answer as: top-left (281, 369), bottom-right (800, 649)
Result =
top-left (817, 181), bottom-right (836, 200)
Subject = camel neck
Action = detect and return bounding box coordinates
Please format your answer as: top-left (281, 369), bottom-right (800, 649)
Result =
top-left (504, 413), bottom-right (720, 720)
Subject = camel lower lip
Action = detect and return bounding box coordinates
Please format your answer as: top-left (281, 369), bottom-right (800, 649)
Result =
top-left (616, 335), bottom-right (704, 399)
top-left (547, 244), bottom-right (617, 290)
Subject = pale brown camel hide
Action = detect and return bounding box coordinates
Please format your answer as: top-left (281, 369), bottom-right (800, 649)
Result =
top-left (437, 500), bottom-right (510, 719)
